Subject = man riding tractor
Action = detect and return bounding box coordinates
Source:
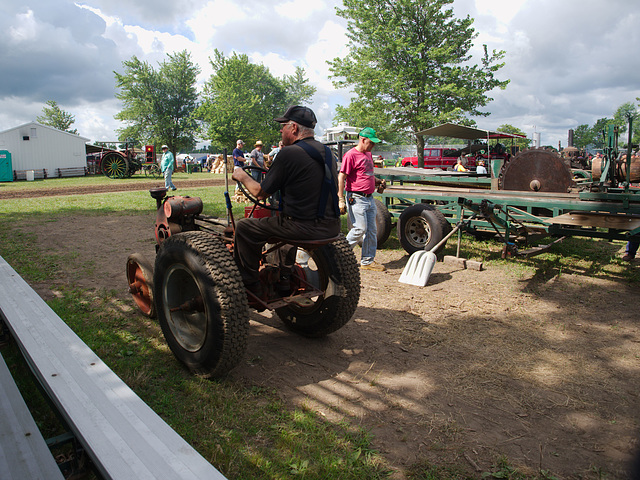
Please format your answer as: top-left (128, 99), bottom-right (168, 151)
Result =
top-left (126, 106), bottom-right (361, 377)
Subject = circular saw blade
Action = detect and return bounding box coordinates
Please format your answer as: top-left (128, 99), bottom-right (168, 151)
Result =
top-left (499, 150), bottom-right (573, 193)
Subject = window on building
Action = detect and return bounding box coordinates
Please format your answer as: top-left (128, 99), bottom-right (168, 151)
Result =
top-left (23, 136), bottom-right (29, 141)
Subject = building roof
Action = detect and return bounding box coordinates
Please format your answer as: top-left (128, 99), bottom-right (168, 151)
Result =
top-left (416, 123), bottom-right (526, 140)
top-left (0, 121), bottom-right (90, 142)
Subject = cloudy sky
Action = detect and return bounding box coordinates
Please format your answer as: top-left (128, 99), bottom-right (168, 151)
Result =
top-left (1, 0), bottom-right (639, 149)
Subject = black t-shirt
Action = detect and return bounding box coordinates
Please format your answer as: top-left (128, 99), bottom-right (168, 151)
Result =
top-left (260, 137), bottom-right (338, 220)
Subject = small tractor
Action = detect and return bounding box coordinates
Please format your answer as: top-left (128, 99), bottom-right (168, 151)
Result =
top-left (126, 165), bottom-right (361, 377)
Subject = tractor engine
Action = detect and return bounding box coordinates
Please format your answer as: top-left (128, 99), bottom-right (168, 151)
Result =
top-left (150, 188), bottom-right (203, 246)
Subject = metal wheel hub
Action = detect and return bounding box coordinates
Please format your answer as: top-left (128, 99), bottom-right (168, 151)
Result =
top-left (162, 264), bottom-right (207, 352)
top-left (405, 217), bottom-right (431, 247)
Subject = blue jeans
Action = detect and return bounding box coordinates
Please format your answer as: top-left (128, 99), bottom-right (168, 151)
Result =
top-left (626, 241), bottom-right (639, 258)
top-left (346, 192), bottom-right (377, 265)
top-left (164, 168), bottom-right (176, 189)
top-left (251, 168), bottom-right (264, 182)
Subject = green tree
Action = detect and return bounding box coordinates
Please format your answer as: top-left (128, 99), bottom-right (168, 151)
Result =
top-left (198, 51), bottom-right (316, 150)
top-left (329, 0), bottom-right (509, 167)
top-left (333, 99), bottom-right (412, 145)
top-left (612, 101), bottom-right (640, 146)
top-left (114, 50), bottom-right (200, 154)
top-left (496, 124), bottom-right (531, 150)
top-left (590, 117), bottom-right (614, 149)
top-left (572, 124), bottom-right (592, 149)
top-left (282, 67), bottom-right (317, 107)
top-left (36, 100), bottom-right (78, 134)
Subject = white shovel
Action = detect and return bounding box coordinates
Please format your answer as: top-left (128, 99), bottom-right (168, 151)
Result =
top-left (398, 221), bottom-right (465, 287)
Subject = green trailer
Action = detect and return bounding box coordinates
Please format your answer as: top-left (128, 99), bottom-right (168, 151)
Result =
top-left (372, 122), bottom-right (640, 258)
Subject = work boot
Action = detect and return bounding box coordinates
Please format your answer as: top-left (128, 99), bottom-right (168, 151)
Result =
top-left (622, 254), bottom-right (634, 262)
top-left (361, 261), bottom-right (386, 272)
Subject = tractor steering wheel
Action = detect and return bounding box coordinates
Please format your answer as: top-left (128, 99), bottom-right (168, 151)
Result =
top-left (237, 165), bottom-right (280, 211)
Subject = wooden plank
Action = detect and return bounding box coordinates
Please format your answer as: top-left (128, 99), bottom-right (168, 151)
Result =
top-left (0, 352), bottom-right (64, 480)
top-left (547, 212), bottom-right (640, 230)
top-left (0, 256), bottom-right (227, 480)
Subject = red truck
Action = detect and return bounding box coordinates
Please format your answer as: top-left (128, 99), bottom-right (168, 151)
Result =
top-left (400, 147), bottom-right (477, 169)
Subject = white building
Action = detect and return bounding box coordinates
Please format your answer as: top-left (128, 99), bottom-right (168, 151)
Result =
top-left (323, 123), bottom-right (360, 143)
top-left (0, 122), bottom-right (89, 175)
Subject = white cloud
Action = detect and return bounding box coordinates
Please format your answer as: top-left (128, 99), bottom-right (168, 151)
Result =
top-left (186, 0), bottom-right (245, 30)
top-left (274, 0), bottom-right (327, 20)
top-left (2, 0), bottom-right (639, 148)
top-left (249, 52), bottom-right (296, 78)
top-left (8, 9), bottom-right (38, 43)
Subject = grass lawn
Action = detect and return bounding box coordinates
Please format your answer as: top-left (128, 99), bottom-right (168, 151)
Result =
top-left (0, 175), bottom-right (636, 479)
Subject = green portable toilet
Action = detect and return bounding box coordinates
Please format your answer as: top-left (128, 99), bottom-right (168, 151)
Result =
top-left (0, 151), bottom-right (12, 182)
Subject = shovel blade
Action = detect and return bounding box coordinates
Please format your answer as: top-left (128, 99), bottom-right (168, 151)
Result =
top-left (398, 250), bottom-right (437, 287)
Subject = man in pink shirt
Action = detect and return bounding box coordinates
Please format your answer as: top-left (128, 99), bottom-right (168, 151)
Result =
top-left (338, 127), bottom-right (387, 271)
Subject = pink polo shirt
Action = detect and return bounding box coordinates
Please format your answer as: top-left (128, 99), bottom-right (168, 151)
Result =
top-left (340, 147), bottom-right (375, 194)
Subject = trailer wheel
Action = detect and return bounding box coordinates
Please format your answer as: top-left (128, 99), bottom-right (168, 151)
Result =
top-left (346, 198), bottom-right (392, 248)
top-left (398, 204), bottom-right (451, 255)
top-left (154, 231), bottom-right (249, 377)
top-left (276, 236), bottom-right (360, 337)
top-left (126, 253), bottom-right (156, 318)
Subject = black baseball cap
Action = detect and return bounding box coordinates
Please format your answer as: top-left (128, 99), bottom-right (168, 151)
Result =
top-left (274, 105), bottom-right (317, 129)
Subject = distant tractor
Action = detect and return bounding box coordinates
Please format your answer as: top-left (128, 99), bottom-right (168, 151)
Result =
top-left (98, 142), bottom-right (143, 178)
top-left (561, 146), bottom-right (590, 170)
top-left (562, 129), bottom-right (590, 170)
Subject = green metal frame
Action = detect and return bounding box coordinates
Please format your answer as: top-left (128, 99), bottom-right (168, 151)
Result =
top-left (375, 118), bottom-right (640, 254)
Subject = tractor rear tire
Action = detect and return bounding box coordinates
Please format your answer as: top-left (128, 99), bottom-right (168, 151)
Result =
top-left (275, 235), bottom-right (360, 337)
top-left (346, 198), bottom-right (392, 249)
top-left (101, 152), bottom-right (128, 178)
top-left (153, 231), bottom-right (249, 377)
top-left (397, 204), bottom-right (451, 255)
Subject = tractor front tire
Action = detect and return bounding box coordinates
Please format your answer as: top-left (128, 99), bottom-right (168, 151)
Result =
top-left (154, 231), bottom-right (249, 377)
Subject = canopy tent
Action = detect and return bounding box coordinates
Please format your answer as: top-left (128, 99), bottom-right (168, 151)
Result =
top-left (416, 123), bottom-right (526, 140)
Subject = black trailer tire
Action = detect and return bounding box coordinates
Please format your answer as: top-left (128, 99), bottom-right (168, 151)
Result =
top-left (154, 231), bottom-right (249, 378)
top-left (345, 198), bottom-right (392, 249)
top-left (275, 235), bottom-right (360, 337)
top-left (397, 204), bottom-right (451, 255)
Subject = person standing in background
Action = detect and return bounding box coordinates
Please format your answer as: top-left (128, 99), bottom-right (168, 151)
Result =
top-left (249, 140), bottom-right (266, 181)
top-left (338, 127), bottom-right (386, 271)
top-left (233, 140), bottom-right (246, 168)
top-left (268, 141), bottom-right (284, 165)
top-left (160, 145), bottom-right (176, 191)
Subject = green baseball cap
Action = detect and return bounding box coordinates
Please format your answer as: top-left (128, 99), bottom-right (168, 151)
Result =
top-left (359, 127), bottom-right (381, 143)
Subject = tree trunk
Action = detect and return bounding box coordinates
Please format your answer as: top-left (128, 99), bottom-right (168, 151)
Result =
top-left (416, 134), bottom-right (425, 169)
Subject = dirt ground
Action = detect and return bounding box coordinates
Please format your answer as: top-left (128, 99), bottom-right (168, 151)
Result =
top-left (11, 184), bottom-right (640, 479)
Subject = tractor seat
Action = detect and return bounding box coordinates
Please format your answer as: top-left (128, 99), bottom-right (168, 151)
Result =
top-left (267, 235), bottom-right (342, 250)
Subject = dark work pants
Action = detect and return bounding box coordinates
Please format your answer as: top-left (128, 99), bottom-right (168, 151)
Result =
top-left (233, 215), bottom-right (341, 285)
